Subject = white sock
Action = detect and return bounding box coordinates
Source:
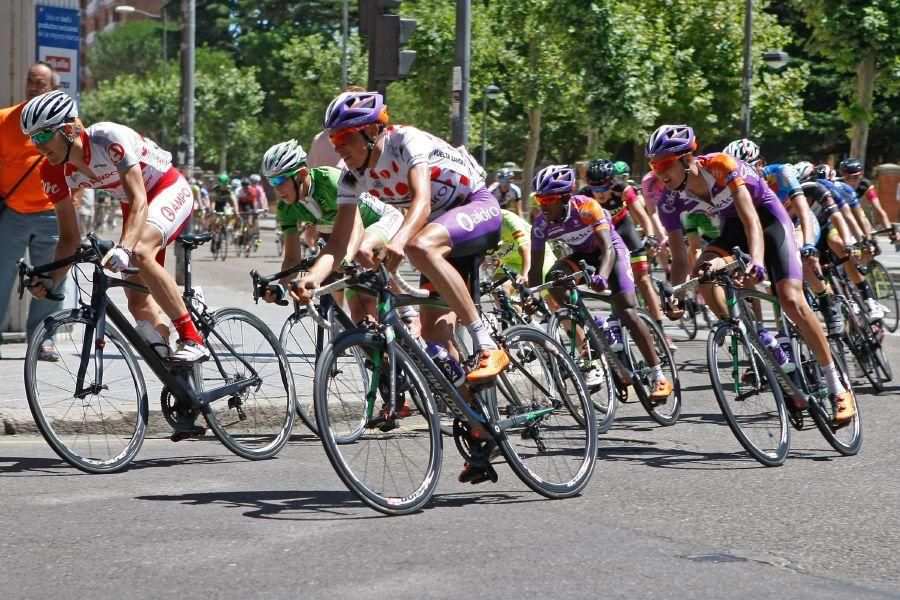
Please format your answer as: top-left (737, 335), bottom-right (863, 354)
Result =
top-left (651, 364), bottom-right (664, 383)
top-left (822, 363), bottom-right (847, 395)
top-left (467, 318), bottom-right (497, 351)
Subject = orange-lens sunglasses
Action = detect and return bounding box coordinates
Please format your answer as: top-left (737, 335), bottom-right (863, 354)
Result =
top-left (535, 193), bottom-right (566, 206)
top-left (329, 126), bottom-right (363, 147)
top-left (649, 154), bottom-right (684, 172)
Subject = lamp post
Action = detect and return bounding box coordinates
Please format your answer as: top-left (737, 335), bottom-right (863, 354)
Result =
top-left (480, 84), bottom-right (500, 169)
top-left (115, 5), bottom-right (169, 146)
top-left (739, 1), bottom-right (790, 138)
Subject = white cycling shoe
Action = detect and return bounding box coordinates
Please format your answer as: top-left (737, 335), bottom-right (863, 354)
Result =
top-left (170, 339), bottom-right (210, 363)
top-left (864, 298), bottom-right (885, 321)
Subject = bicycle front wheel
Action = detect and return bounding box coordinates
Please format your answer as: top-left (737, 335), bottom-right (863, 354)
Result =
top-left (200, 308), bottom-right (295, 459)
top-left (278, 308), bottom-right (334, 435)
top-left (25, 310), bottom-right (148, 473)
top-left (707, 323), bottom-right (789, 466)
top-left (492, 325), bottom-right (598, 498)
top-left (840, 299), bottom-right (883, 393)
top-left (314, 331), bottom-right (441, 515)
top-left (867, 259), bottom-right (898, 332)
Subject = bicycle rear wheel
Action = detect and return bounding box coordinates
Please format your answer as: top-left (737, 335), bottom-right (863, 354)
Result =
top-left (623, 311), bottom-right (682, 426)
top-left (545, 308), bottom-right (617, 433)
top-left (25, 310), bottom-right (148, 473)
top-left (707, 323), bottom-right (789, 466)
top-left (200, 308), bottom-right (295, 459)
top-left (314, 331), bottom-right (441, 515)
top-left (867, 259), bottom-right (898, 332)
top-left (678, 298), bottom-right (699, 341)
top-left (795, 337), bottom-right (862, 455)
top-left (491, 325), bottom-right (597, 498)
top-left (839, 299), bottom-right (883, 392)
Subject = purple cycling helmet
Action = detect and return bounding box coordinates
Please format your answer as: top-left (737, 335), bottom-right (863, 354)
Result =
top-left (323, 91), bottom-right (388, 132)
top-left (645, 124), bottom-right (697, 157)
top-left (532, 165), bottom-right (576, 196)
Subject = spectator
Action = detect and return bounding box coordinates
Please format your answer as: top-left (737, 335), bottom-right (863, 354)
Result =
top-left (0, 62), bottom-right (64, 360)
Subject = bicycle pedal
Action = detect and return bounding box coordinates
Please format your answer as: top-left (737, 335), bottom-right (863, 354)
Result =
top-left (170, 424), bottom-right (205, 442)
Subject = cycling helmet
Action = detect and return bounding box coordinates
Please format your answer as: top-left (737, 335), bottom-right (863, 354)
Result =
top-left (794, 161), bottom-right (815, 182)
top-left (839, 157), bottom-right (863, 175)
top-left (645, 124), bottom-right (697, 157)
top-left (813, 164), bottom-right (835, 181)
top-left (585, 159), bottom-right (616, 186)
top-left (261, 140), bottom-right (308, 177)
top-left (240, 178), bottom-right (250, 187)
top-left (497, 167), bottom-right (514, 181)
top-left (323, 91), bottom-right (388, 132)
top-left (249, 173), bottom-right (261, 184)
top-left (230, 178), bottom-right (241, 188)
top-left (20, 91), bottom-right (78, 136)
top-left (613, 161), bottom-right (630, 177)
top-left (532, 165), bottom-right (576, 196)
top-left (723, 138), bottom-right (761, 163)
top-left (218, 173), bottom-right (229, 184)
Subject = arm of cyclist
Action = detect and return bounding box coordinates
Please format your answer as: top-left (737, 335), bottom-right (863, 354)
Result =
top-left (863, 187), bottom-right (891, 231)
top-left (733, 183), bottom-right (766, 283)
top-left (263, 228), bottom-right (303, 304)
top-left (100, 164), bottom-right (146, 272)
top-left (852, 205), bottom-right (873, 240)
top-left (591, 226), bottom-right (616, 290)
top-left (839, 202), bottom-right (864, 242)
top-left (629, 195), bottom-right (655, 239)
top-left (375, 162), bottom-right (431, 273)
top-left (664, 228), bottom-right (687, 320)
top-left (527, 245), bottom-right (546, 289)
top-left (28, 198), bottom-right (82, 297)
top-left (827, 204), bottom-right (853, 252)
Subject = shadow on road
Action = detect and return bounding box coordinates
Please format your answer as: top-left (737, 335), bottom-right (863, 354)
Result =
top-left (0, 455), bottom-right (81, 476)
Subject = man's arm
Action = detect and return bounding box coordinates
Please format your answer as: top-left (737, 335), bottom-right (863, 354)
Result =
top-left (733, 184), bottom-right (765, 269)
top-left (119, 164), bottom-right (148, 249)
top-left (378, 163), bottom-right (431, 272)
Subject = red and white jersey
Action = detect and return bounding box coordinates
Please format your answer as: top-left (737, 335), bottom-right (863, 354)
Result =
top-left (337, 125), bottom-right (486, 218)
top-left (40, 122), bottom-right (172, 204)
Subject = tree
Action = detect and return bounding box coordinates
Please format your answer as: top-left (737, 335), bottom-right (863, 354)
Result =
top-left (87, 19), bottom-right (175, 83)
top-left (794, 0), bottom-right (900, 168)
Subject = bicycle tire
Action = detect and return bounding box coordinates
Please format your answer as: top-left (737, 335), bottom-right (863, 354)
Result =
top-left (314, 331), bottom-right (441, 515)
top-left (839, 298), bottom-right (883, 392)
top-left (866, 259), bottom-right (898, 332)
top-left (679, 299), bottom-right (699, 341)
top-left (545, 307), bottom-right (618, 433)
top-left (200, 308), bottom-right (295, 459)
top-left (707, 323), bottom-right (790, 466)
top-left (25, 310), bottom-right (148, 473)
top-left (623, 310), bottom-right (682, 426)
top-left (491, 325), bottom-right (597, 498)
top-left (795, 336), bottom-right (862, 456)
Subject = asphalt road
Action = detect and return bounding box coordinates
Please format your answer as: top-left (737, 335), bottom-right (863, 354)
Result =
top-left (1, 222), bottom-right (899, 599)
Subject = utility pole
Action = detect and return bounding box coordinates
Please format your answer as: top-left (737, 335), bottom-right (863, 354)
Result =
top-left (176, 0), bottom-right (195, 285)
top-left (740, 0), bottom-right (752, 138)
top-left (450, 0), bottom-right (470, 147)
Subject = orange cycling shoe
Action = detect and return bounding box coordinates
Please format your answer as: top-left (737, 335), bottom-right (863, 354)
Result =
top-left (833, 391), bottom-right (856, 423)
top-left (649, 378), bottom-right (673, 402)
top-left (466, 348), bottom-right (510, 383)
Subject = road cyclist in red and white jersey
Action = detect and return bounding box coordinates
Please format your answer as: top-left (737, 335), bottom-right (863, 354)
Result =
top-left (290, 91), bottom-right (509, 384)
top-left (649, 124), bottom-right (855, 422)
top-left (20, 90), bottom-right (208, 362)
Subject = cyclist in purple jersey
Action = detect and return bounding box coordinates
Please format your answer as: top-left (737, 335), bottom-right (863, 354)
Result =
top-left (290, 91), bottom-right (509, 385)
top-left (649, 125), bottom-right (854, 422)
top-left (528, 165), bottom-right (673, 400)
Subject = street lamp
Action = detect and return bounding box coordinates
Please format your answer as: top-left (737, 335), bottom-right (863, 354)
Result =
top-left (480, 84), bottom-right (501, 170)
top-left (740, 1), bottom-right (791, 138)
top-left (763, 50), bottom-right (790, 70)
top-left (115, 5), bottom-right (169, 146)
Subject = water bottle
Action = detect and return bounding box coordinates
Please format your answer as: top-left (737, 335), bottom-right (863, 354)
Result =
top-left (136, 320), bottom-right (171, 358)
top-left (775, 333), bottom-right (796, 373)
top-left (604, 316), bottom-right (624, 352)
top-left (426, 343), bottom-right (465, 385)
top-left (757, 326), bottom-right (788, 368)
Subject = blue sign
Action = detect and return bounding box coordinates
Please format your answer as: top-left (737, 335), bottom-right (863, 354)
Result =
top-left (35, 5), bottom-right (80, 97)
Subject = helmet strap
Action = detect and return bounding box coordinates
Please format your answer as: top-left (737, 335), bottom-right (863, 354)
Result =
top-left (61, 125), bottom-right (76, 164)
top-left (675, 156), bottom-right (691, 193)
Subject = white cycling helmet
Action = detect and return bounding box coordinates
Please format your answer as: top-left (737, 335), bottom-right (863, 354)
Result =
top-left (261, 139), bottom-right (308, 177)
top-left (723, 138), bottom-right (761, 163)
top-left (794, 161), bottom-right (815, 182)
top-left (249, 173), bottom-right (261, 184)
top-left (20, 90), bottom-right (78, 135)
top-left (230, 178), bottom-right (241, 188)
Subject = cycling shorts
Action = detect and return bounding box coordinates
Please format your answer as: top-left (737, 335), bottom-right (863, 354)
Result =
top-left (706, 203), bottom-right (801, 282)
top-left (120, 167), bottom-right (192, 265)
top-left (682, 212), bottom-right (720, 242)
top-left (614, 214), bottom-right (649, 273)
top-left (238, 201), bottom-right (256, 215)
top-left (553, 245), bottom-right (636, 296)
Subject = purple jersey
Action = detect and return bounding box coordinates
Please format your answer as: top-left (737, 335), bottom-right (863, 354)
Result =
top-left (531, 195), bottom-right (628, 255)
top-left (657, 153), bottom-right (787, 232)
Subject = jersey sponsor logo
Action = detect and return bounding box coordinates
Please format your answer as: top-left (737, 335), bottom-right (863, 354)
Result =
top-left (42, 181), bottom-right (60, 195)
top-left (455, 204), bottom-right (500, 232)
top-left (107, 143), bottom-right (125, 164)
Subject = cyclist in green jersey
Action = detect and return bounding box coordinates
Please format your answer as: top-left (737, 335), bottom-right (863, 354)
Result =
top-left (486, 209), bottom-right (559, 305)
top-left (259, 139), bottom-right (403, 320)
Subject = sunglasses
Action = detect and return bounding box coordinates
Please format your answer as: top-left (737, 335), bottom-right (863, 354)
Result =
top-left (649, 154), bottom-right (686, 172)
top-left (535, 193), bottom-right (567, 206)
top-left (328, 126), bottom-right (364, 147)
top-left (267, 168), bottom-right (301, 187)
top-left (30, 126), bottom-right (61, 146)
top-left (589, 184), bottom-right (610, 193)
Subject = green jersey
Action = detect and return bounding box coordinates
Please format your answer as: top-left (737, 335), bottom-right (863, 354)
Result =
top-left (276, 166), bottom-right (399, 233)
top-left (488, 210), bottom-right (556, 275)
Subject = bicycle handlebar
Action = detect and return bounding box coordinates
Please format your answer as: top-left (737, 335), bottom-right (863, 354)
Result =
top-left (670, 246), bottom-right (751, 295)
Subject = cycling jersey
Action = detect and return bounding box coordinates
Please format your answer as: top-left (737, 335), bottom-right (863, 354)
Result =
top-left (277, 167), bottom-right (402, 242)
top-left (682, 213), bottom-right (720, 240)
top-left (657, 153), bottom-right (787, 233)
top-left (640, 172), bottom-right (666, 209)
top-left (487, 209), bottom-right (556, 276)
top-left (237, 186), bottom-right (259, 209)
top-left (763, 164), bottom-right (804, 205)
top-left (210, 184), bottom-right (234, 211)
top-left (838, 176), bottom-right (878, 204)
top-left (799, 181), bottom-right (839, 228)
top-left (40, 122), bottom-right (191, 249)
top-left (488, 182), bottom-right (522, 208)
top-left (820, 179), bottom-right (859, 209)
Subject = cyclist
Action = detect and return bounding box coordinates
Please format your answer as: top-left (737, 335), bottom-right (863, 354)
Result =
top-left (528, 164), bottom-right (674, 401)
top-left (488, 167), bottom-right (523, 216)
top-left (259, 138), bottom-right (403, 322)
top-left (650, 124), bottom-right (854, 422)
top-left (21, 90), bottom-right (208, 362)
top-left (249, 173), bottom-right (267, 214)
top-left (237, 177), bottom-right (261, 247)
top-left (723, 139), bottom-right (843, 337)
top-left (581, 159), bottom-right (674, 350)
top-left (290, 91), bottom-right (508, 384)
top-left (838, 158), bottom-right (895, 243)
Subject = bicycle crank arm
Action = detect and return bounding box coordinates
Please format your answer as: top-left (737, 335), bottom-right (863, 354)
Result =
top-left (495, 406), bottom-right (555, 432)
top-left (197, 376), bottom-right (261, 405)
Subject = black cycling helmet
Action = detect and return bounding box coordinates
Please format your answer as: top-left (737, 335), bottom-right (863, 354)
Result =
top-left (240, 178), bottom-right (250, 187)
top-left (496, 167), bottom-right (514, 181)
top-left (586, 159), bottom-right (615, 186)
top-left (839, 158), bottom-right (862, 175)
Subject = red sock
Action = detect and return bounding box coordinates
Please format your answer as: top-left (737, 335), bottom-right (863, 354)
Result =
top-left (173, 313), bottom-right (203, 344)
